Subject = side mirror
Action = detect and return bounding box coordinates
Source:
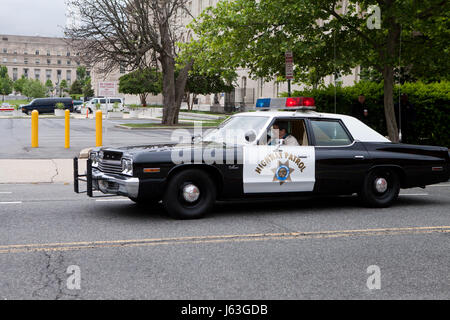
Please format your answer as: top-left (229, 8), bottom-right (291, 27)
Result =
top-left (245, 130), bottom-right (257, 143)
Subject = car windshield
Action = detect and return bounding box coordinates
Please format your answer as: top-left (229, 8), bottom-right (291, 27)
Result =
top-left (201, 115), bottom-right (270, 145)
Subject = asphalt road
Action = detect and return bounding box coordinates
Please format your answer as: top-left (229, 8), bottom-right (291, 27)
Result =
top-left (0, 183), bottom-right (448, 299)
top-left (0, 118), bottom-right (197, 159)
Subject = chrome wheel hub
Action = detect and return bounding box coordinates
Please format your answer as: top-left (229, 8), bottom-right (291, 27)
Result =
top-left (182, 184), bottom-right (200, 203)
top-left (374, 178), bottom-right (388, 193)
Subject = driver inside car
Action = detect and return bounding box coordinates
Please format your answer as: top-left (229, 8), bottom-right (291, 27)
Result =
top-left (268, 122), bottom-right (300, 146)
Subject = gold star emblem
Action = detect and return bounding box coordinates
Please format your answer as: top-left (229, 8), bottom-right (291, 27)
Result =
top-left (271, 160), bottom-right (295, 185)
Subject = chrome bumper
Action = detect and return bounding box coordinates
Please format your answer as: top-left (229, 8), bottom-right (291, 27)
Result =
top-left (92, 168), bottom-right (139, 198)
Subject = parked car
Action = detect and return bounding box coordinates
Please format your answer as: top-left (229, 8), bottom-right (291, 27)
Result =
top-left (74, 97), bottom-right (450, 219)
top-left (73, 100), bottom-right (85, 113)
top-left (84, 97), bottom-right (125, 113)
top-left (21, 98), bottom-right (74, 115)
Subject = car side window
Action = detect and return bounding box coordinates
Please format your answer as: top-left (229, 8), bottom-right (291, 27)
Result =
top-left (100, 99), bottom-right (107, 104)
top-left (310, 120), bottom-right (352, 146)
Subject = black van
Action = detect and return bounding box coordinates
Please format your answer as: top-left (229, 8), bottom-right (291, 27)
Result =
top-left (22, 98), bottom-right (74, 115)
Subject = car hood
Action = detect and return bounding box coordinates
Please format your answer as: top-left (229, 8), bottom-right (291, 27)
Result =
top-left (96, 141), bottom-right (241, 161)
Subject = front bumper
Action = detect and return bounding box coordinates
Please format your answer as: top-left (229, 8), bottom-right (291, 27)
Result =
top-left (74, 158), bottom-right (139, 198)
top-left (92, 168), bottom-right (139, 198)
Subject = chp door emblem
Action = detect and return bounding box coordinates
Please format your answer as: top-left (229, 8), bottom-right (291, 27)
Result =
top-left (272, 161), bottom-right (295, 185)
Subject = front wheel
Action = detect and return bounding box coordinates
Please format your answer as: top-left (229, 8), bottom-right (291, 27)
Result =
top-left (163, 169), bottom-right (216, 219)
top-left (359, 168), bottom-right (400, 208)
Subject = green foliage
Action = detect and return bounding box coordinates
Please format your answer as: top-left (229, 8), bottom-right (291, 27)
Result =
top-left (189, 0), bottom-right (449, 83)
top-left (13, 76), bottom-right (28, 94)
top-left (55, 102), bottom-right (65, 110)
top-left (83, 78), bottom-right (95, 98)
top-left (285, 81), bottom-right (450, 147)
top-left (22, 79), bottom-right (47, 99)
top-left (119, 68), bottom-right (162, 96)
top-left (0, 65), bottom-right (13, 99)
top-left (186, 69), bottom-right (234, 95)
top-left (69, 80), bottom-right (83, 95)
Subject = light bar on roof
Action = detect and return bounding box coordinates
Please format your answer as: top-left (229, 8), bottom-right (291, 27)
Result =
top-left (255, 97), bottom-right (316, 110)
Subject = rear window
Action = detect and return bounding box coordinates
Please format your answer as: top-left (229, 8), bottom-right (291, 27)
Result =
top-left (310, 120), bottom-right (353, 146)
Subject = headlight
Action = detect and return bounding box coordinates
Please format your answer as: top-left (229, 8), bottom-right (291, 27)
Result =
top-left (121, 158), bottom-right (133, 176)
top-left (89, 152), bottom-right (99, 167)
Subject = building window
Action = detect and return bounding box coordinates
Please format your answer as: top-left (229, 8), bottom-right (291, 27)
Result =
top-left (57, 52), bottom-right (61, 56)
top-left (13, 50), bottom-right (17, 55)
top-left (67, 52), bottom-right (71, 57)
top-left (2, 58), bottom-right (7, 63)
top-left (12, 68), bottom-right (18, 81)
top-left (46, 69), bottom-right (52, 80)
top-left (13, 58), bottom-right (17, 63)
top-left (47, 59), bottom-right (51, 65)
top-left (47, 51), bottom-right (51, 56)
top-left (35, 69), bottom-right (41, 80)
top-left (35, 50), bottom-right (40, 55)
top-left (35, 59), bottom-right (40, 65)
top-left (2, 48), bottom-right (6, 53)
top-left (66, 70), bottom-right (72, 83)
top-left (24, 58), bottom-right (28, 64)
top-left (24, 51), bottom-right (28, 55)
top-left (23, 69), bottom-right (29, 79)
top-left (57, 60), bottom-right (62, 65)
top-left (67, 60), bottom-right (71, 65)
top-left (57, 70), bottom-right (62, 81)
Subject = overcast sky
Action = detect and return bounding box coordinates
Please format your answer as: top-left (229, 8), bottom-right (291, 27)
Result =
top-left (0, 0), bottom-right (68, 37)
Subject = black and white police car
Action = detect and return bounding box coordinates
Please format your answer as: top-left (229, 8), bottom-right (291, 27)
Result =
top-left (74, 97), bottom-right (450, 219)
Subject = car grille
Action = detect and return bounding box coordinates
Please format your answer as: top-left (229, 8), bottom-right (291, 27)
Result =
top-left (98, 160), bottom-right (122, 174)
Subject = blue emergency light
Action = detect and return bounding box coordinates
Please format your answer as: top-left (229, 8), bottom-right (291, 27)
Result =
top-left (255, 97), bottom-right (316, 110)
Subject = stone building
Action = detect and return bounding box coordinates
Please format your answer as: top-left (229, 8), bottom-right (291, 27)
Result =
top-left (0, 34), bottom-right (83, 88)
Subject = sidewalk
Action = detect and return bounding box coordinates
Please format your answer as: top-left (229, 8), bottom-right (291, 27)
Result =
top-left (0, 159), bottom-right (86, 184)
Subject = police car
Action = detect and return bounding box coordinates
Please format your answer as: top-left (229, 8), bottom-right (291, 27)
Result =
top-left (74, 97), bottom-right (450, 219)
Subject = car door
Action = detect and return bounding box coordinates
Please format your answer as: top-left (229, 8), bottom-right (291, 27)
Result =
top-left (243, 117), bottom-right (316, 193)
top-left (308, 118), bottom-right (371, 194)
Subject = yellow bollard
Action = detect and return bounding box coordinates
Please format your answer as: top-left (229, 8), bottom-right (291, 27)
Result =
top-left (96, 110), bottom-right (102, 147)
top-left (31, 110), bottom-right (39, 148)
top-left (65, 109), bottom-right (70, 149)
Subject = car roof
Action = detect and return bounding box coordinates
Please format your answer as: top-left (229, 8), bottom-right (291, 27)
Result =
top-left (234, 110), bottom-right (391, 143)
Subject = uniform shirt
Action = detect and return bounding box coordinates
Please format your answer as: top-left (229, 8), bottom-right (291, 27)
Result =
top-left (269, 134), bottom-right (300, 146)
top-left (283, 134), bottom-right (300, 146)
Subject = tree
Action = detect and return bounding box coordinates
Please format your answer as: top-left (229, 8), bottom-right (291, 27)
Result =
top-left (119, 68), bottom-right (162, 106)
top-left (69, 80), bottom-right (83, 95)
top-left (184, 69), bottom-right (235, 110)
top-left (13, 76), bottom-right (28, 95)
top-left (83, 78), bottom-right (95, 98)
top-left (189, 0), bottom-right (450, 142)
top-left (23, 79), bottom-right (47, 99)
top-left (65, 0), bottom-right (194, 125)
top-left (0, 65), bottom-right (13, 102)
top-left (59, 80), bottom-right (68, 97)
top-left (45, 79), bottom-right (54, 96)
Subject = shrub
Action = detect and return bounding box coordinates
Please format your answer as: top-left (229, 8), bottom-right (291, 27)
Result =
top-left (55, 102), bottom-right (65, 110)
top-left (284, 81), bottom-right (450, 147)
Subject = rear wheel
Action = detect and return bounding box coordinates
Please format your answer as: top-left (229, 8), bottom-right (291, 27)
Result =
top-left (163, 169), bottom-right (216, 219)
top-left (359, 168), bottom-right (400, 208)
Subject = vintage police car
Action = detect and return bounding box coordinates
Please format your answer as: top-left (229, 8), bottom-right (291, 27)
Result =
top-left (74, 97), bottom-right (450, 219)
